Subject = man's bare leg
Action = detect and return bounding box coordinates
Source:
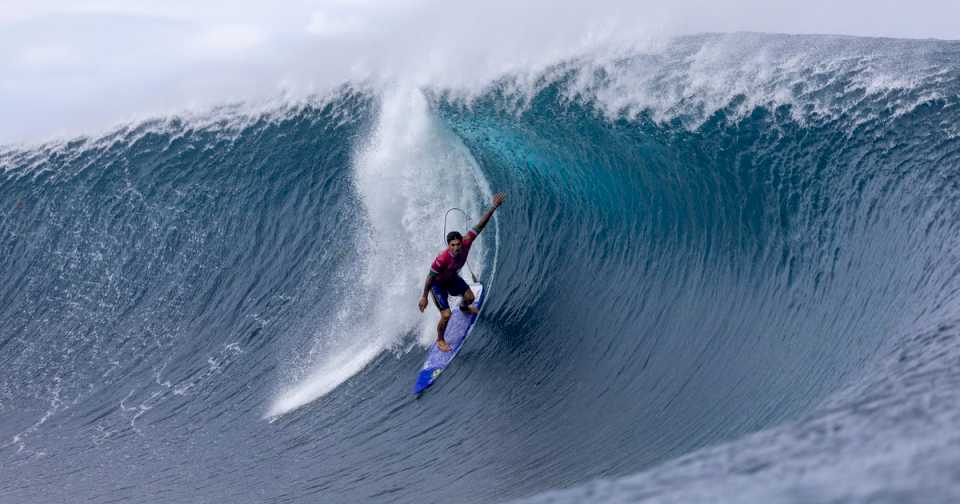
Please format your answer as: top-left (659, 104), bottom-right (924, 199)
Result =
top-left (460, 289), bottom-right (480, 315)
top-left (436, 309), bottom-right (452, 352)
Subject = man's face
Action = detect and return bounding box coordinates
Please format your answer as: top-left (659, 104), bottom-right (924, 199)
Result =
top-left (448, 238), bottom-right (463, 256)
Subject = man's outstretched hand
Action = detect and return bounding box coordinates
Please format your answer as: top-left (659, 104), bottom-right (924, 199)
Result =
top-left (418, 295), bottom-right (428, 312)
top-left (493, 192), bottom-right (506, 208)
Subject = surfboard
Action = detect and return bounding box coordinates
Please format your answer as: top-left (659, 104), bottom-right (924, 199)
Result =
top-left (413, 283), bottom-right (485, 396)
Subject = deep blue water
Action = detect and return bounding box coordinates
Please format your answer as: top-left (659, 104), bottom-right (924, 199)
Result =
top-left (2, 34), bottom-right (960, 503)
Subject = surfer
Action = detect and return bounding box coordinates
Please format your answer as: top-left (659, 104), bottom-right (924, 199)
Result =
top-left (419, 192), bottom-right (506, 352)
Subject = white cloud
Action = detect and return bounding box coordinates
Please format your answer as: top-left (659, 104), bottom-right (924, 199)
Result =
top-left (191, 24), bottom-right (268, 57)
top-left (18, 44), bottom-right (79, 68)
top-left (306, 10), bottom-right (368, 38)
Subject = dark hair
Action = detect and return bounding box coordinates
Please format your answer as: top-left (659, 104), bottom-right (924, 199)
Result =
top-left (446, 231), bottom-right (463, 244)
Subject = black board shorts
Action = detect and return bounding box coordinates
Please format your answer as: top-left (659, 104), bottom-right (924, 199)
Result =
top-left (430, 276), bottom-right (470, 311)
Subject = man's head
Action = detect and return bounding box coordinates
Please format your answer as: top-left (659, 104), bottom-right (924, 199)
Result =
top-left (446, 231), bottom-right (463, 256)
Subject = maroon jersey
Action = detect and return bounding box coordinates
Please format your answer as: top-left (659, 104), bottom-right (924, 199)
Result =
top-left (430, 228), bottom-right (478, 282)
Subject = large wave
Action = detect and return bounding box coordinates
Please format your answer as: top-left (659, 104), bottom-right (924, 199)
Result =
top-left (2, 34), bottom-right (959, 503)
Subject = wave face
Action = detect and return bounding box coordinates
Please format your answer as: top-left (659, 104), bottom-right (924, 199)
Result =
top-left (2, 34), bottom-right (960, 503)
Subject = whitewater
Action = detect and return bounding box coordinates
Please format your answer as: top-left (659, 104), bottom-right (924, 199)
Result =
top-left (2, 14), bottom-right (960, 504)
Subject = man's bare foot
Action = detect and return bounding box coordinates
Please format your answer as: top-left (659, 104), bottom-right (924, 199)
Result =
top-left (437, 339), bottom-right (452, 352)
top-left (461, 304), bottom-right (480, 315)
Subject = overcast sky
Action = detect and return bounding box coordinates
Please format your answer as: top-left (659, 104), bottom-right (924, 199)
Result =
top-left (2, 0), bottom-right (959, 144)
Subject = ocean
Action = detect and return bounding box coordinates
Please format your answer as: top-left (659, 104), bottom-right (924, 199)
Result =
top-left (2, 33), bottom-right (959, 503)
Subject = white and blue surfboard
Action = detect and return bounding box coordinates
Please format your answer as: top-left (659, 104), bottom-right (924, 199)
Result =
top-left (413, 283), bottom-right (485, 396)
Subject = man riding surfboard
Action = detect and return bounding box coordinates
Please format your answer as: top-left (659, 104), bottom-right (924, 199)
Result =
top-left (418, 192), bottom-right (506, 352)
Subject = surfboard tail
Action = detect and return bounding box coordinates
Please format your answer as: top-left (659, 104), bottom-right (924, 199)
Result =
top-left (411, 283), bottom-right (484, 396)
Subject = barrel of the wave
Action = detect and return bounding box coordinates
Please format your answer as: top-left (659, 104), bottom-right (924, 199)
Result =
top-left (413, 284), bottom-right (485, 396)
top-left (413, 193), bottom-right (504, 395)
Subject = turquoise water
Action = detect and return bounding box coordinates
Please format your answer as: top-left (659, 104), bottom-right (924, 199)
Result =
top-left (2, 34), bottom-right (959, 503)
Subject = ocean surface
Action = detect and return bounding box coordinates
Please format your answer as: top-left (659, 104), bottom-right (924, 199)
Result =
top-left (2, 33), bottom-right (960, 503)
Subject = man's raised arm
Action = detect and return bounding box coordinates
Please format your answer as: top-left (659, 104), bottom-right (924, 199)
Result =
top-left (473, 192), bottom-right (506, 234)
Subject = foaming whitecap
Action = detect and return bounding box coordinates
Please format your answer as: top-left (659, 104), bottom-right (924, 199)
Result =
top-left (6, 1), bottom-right (958, 144)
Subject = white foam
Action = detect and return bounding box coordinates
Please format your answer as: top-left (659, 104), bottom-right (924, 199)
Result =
top-left (5, 0), bottom-right (959, 144)
top-left (266, 87), bottom-right (493, 417)
top-left (267, 345), bottom-right (382, 417)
